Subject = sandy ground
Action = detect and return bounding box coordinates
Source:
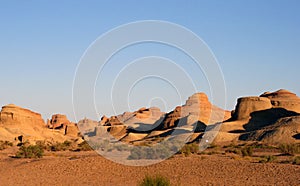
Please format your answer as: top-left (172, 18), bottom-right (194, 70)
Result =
top-left (0, 149), bottom-right (299, 186)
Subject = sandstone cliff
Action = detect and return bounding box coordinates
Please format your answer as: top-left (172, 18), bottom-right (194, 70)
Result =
top-left (217, 89), bottom-right (300, 144)
top-left (0, 104), bottom-right (79, 143)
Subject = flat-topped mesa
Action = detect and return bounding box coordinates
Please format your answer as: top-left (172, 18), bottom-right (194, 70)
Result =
top-left (0, 104), bottom-right (45, 126)
top-left (232, 89), bottom-right (300, 121)
top-left (232, 97), bottom-right (273, 120)
top-left (260, 89), bottom-right (300, 113)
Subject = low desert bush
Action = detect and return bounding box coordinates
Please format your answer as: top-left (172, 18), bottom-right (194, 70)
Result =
top-left (139, 175), bottom-right (170, 186)
top-left (293, 156), bottom-right (300, 165)
top-left (249, 143), bottom-right (275, 149)
top-left (15, 145), bottom-right (44, 158)
top-left (241, 146), bottom-right (253, 157)
top-left (279, 160), bottom-right (292, 164)
top-left (259, 155), bottom-right (276, 163)
top-left (279, 144), bottom-right (300, 155)
top-left (35, 140), bottom-right (53, 151)
top-left (114, 144), bottom-right (130, 151)
top-left (0, 140), bottom-right (13, 150)
top-left (76, 141), bottom-right (93, 151)
top-left (207, 151), bottom-right (220, 155)
top-left (50, 140), bottom-right (73, 151)
top-left (89, 139), bottom-right (111, 151)
top-left (225, 148), bottom-right (241, 155)
top-left (128, 143), bottom-right (174, 160)
top-left (180, 143), bottom-right (199, 157)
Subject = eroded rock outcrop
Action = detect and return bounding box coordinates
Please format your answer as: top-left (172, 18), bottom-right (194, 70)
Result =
top-left (260, 89), bottom-right (300, 113)
top-left (65, 124), bottom-right (79, 137)
top-left (0, 104), bottom-right (80, 143)
top-left (240, 115), bottom-right (300, 144)
top-left (47, 114), bottom-right (71, 129)
top-left (0, 104), bottom-right (45, 126)
top-left (218, 89), bottom-right (300, 144)
top-left (100, 107), bottom-right (165, 127)
top-left (0, 104), bottom-right (46, 142)
top-left (232, 97), bottom-right (273, 120)
top-left (47, 114), bottom-right (79, 137)
top-left (231, 89), bottom-right (300, 121)
top-left (161, 93), bottom-right (231, 129)
top-left (93, 93), bottom-right (231, 143)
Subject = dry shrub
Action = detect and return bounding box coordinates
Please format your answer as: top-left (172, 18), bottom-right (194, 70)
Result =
top-left (139, 175), bottom-right (170, 186)
top-left (279, 144), bottom-right (300, 155)
top-left (0, 140), bottom-right (13, 150)
top-left (15, 145), bottom-right (44, 158)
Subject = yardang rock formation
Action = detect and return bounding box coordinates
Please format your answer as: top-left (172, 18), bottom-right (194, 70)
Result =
top-left (0, 104), bottom-right (79, 144)
top-left (0, 89), bottom-right (299, 146)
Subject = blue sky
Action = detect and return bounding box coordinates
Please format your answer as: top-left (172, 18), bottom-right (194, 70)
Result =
top-left (0, 0), bottom-right (299, 121)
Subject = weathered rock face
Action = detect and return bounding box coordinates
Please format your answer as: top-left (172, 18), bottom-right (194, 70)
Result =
top-left (161, 93), bottom-right (231, 129)
top-left (0, 104), bottom-right (47, 143)
top-left (0, 104), bottom-right (79, 143)
top-left (105, 116), bottom-right (123, 126)
top-left (232, 97), bottom-right (273, 120)
top-left (78, 118), bottom-right (99, 135)
top-left (100, 107), bottom-right (165, 127)
top-left (47, 114), bottom-right (71, 129)
top-left (260, 89), bottom-right (300, 113)
top-left (184, 93), bottom-right (231, 124)
top-left (47, 114), bottom-right (79, 137)
top-left (96, 93), bottom-right (230, 136)
top-left (99, 115), bottom-right (109, 125)
top-left (0, 104), bottom-right (45, 126)
top-left (161, 106), bottom-right (182, 129)
top-left (241, 115), bottom-right (300, 144)
top-left (65, 124), bottom-right (79, 137)
top-left (231, 89), bottom-right (300, 121)
top-left (218, 89), bottom-right (300, 145)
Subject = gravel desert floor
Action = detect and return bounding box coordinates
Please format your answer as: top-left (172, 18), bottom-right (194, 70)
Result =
top-left (0, 149), bottom-right (299, 186)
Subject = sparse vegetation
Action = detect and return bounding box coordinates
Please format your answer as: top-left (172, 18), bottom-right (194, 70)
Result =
top-left (223, 143), bottom-right (280, 158)
top-left (89, 139), bottom-right (110, 151)
top-left (76, 141), bottom-right (93, 151)
top-left (139, 175), bottom-right (170, 186)
top-left (114, 144), bottom-right (130, 151)
top-left (225, 148), bottom-right (241, 155)
top-left (35, 140), bottom-right (52, 151)
top-left (259, 155), bottom-right (276, 163)
top-left (292, 156), bottom-right (300, 165)
top-left (207, 151), bottom-right (220, 155)
top-left (15, 145), bottom-right (44, 158)
top-left (279, 144), bottom-right (300, 155)
top-left (50, 140), bottom-right (73, 151)
top-left (180, 143), bottom-right (199, 157)
top-left (127, 140), bottom-right (186, 160)
top-left (249, 143), bottom-right (276, 149)
top-left (241, 146), bottom-right (253, 157)
top-left (128, 144), bottom-right (172, 160)
top-left (0, 140), bottom-right (13, 150)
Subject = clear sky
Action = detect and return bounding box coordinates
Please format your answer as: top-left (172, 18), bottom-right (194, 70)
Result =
top-left (0, 0), bottom-right (299, 121)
